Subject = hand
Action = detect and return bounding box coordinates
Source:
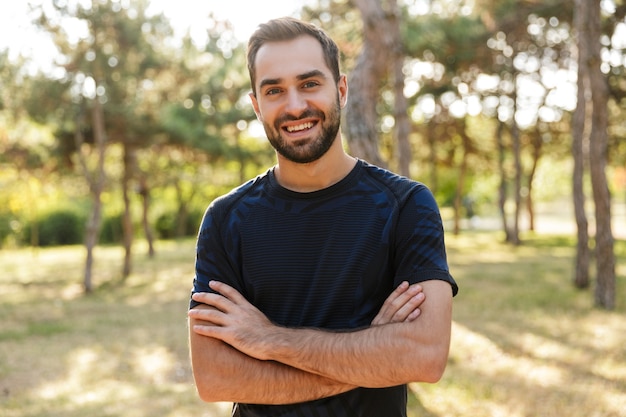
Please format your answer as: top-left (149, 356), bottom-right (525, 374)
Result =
top-left (189, 281), bottom-right (277, 360)
top-left (371, 281), bottom-right (425, 326)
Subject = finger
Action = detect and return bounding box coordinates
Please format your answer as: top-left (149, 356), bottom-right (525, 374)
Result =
top-left (372, 282), bottom-right (419, 325)
top-left (188, 305), bottom-right (226, 324)
top-left (391, 292), bottom-right (425, 322)
top-left (192, 321), bottom-right (226, 338)
top-left (377, 281), bottom-right (410, 316)
top-left (191, 292), bottom-right (233, 312)
top-left (209, 281), bottom-right (248, 304)
top-left (381, 283), bottom-right (423, 317)
top-left (371, 283), bottom-right (424, 325)
top-left (406, 307), bottom-right (422, 321)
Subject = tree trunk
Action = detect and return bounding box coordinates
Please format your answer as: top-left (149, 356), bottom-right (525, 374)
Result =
top-left (393, 56), bottom-right (411, 177)
top-left (121, 143), bottom-right (136, 280)
top-left (572, 0), bottom-right (591, 289)
top-left (453, 124), bottom-right (470, 235)
top-left (526, 127), bottom-right (543, 232)
top-left (76, 97), bottom-right (107, 294)
top-left (346, 0), bottom-right (398, 167)
top-left (510, 89), bottom-right (522, 245)
top-left (427, 122), bottom-right (438, 193)
top-left (389, 0), bottom-right (411, 177)
top-left (587, 0), bottom-right (615, 309)
top-left (496, 121), bottom-right (512, 242)
top-left (173, 179), bottom-right (194, 239)
top-left (138, 176), bottom-right (155, 258)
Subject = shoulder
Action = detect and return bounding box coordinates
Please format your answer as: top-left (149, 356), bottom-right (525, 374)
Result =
top-left (358, 160), bottom-right (435, 208)
top-left (199, 170), bottom-right (271, 233)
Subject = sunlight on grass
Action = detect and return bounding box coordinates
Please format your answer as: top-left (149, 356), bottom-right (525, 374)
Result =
top-left (37, 347), bottom-right (140, 404)
top-left (451, 320), bottom-right (567, 392)
top-left (0, 240), bottom-right (233, 417)
top-left (411, 232), bottom-right (626, 417)
top-left (133, 345), bottom-right (177, 385)
top-left (1, 234), bottom-right (625, 416)
top-left (414, 319), bottom-right (626, 417)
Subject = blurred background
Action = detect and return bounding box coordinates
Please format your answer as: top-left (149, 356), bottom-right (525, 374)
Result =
top-left (0, 1), bottom-right (625, 416)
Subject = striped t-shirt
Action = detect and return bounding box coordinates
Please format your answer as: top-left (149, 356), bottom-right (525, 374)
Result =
top-left (191, 160), bottom-right (457, 417)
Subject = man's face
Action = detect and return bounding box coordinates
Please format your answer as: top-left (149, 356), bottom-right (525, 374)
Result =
top-left (249, 36), bottom-right (347, 164)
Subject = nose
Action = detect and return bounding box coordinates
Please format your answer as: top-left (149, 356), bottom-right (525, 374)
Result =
top-left (284, 88), bottom-right (307, 116)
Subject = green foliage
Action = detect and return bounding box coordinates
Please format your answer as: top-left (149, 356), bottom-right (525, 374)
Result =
top-left (23, 208), bottom-right (86, 247)
top-left (0, 211), bottom-right (14, 247)
top-left (154, 208), bottom-right (203, 240)
top-left (404, 13), bottom-right (491, 75)
top-left (0, 0), bottom-right (622, 263)
top-left (154, 212), bottom-right (175, 239)
top-left (99, 213), bottom-right (123, 244)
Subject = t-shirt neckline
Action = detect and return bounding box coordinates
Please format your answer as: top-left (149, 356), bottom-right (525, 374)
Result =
top-left (268, 159), bottom-right (363, 199)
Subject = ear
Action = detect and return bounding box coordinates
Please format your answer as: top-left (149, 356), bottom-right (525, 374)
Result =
top-left (337, 74), bottom-right (348, 108)
top-left (249, 92), bottom-right (262, 120)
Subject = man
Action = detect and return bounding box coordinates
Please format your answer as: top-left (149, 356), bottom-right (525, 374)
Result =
top-left (188, 17), bottom-right (458, 417)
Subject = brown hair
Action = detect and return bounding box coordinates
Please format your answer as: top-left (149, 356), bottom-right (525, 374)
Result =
top-left (247, 17), bottom-right (341, 95)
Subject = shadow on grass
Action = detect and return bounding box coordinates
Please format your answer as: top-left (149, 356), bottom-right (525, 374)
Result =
top-left (2, 235), bottom-right (625, 417)
top-left (441, 231), bottom-right (626, 417)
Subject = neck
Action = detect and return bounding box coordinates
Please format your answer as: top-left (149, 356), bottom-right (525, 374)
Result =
top-left (274, 140), bottom-right (357, 193)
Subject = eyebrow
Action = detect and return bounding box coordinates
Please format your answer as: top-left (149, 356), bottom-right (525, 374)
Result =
top-left (297, 70), bottom-right (327, 81)
top-left (258, 70), bottom-right (328, 90)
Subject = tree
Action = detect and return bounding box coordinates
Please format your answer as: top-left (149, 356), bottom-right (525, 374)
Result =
top-left (78, 1), bottom-right (173, 278)
top-left (0, 53), bottom-right (61, 249)
top-left (31, 0), bottom-right (176, 287)
top-left (586, 0), bottom-right (616, 309)
top-left (344, 0), bottom-right (401, 167)
top-left (572, 0), bottom-right (592, 289)
top-left (159, 17), bottom-right (260, 235)
top-left (390, 0), bottom-right (411, 177)
top-left (74, 98), bottom-right (107, 293)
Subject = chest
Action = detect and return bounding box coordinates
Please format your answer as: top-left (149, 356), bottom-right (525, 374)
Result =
top-left (235, 201), bottom-right (396, 328)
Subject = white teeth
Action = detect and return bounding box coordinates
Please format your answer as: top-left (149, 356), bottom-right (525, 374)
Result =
top-left (286, 122), bottom-right (313, 132)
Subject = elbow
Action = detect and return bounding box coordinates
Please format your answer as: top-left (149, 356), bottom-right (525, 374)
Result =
top-left (193, 375), bottom-right (217, 403)
top-left (195, 383), bottom-right (213, 403)
top-left (196, 389), bottom-right (213, 403)
top-left (190, 354), bottom-right (231, 403)
top-left (412, 346), bottom-right (450, 384)
top-left (191, 359), bottom-right (240, 403)
top-left (420, 359), bottom-right (447, 383)
top-left (197, 389), bottom-right (220, 404)
top-left (194, 375), bottom-right (229, 403)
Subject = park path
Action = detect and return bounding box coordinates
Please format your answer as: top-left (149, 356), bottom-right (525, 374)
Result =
top-left (455, 201), bottom-right (626, 239)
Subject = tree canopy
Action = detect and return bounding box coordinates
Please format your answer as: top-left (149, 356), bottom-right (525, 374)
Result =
top-left (0, 0), bottom-right (624, 307)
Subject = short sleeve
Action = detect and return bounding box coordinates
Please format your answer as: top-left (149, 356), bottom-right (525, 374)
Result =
top-left (393, 185), bottom-right (458, 296)
top-left (190, 204), bottom-right (243, 309)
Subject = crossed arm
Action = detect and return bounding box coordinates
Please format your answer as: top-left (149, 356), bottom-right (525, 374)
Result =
top-left (188, 279), bottom-right (452, 405)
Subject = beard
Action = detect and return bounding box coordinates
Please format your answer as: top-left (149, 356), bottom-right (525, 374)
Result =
top-left (263, 97), bottom-right (341, 164)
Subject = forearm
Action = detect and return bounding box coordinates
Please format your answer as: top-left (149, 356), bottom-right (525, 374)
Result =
top-left (189, 318), bottom-right (356, 404)
top-left (259, 281), bottom-right (453, 387)
top-left (265, 322), bottom-right (441, 387)
top-left (189, 280), bottom-right (451, 391)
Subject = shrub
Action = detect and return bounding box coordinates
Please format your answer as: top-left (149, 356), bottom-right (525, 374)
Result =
top-left (100, 213), bottom-right (123, 244)
top-left (155, 211), bottom-right (176, 240)
top-left (24, 209), bottom-right (86, 247)
top-left (0, 211), bottom-right (15, 247)
top-left (155, 208), bottom-right (203, 240)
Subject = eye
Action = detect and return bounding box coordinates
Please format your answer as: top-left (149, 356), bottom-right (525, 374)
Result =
top-left (265, 87), bottom-right (282, 96)
top-left (302, 80), bottom-right (320, 89)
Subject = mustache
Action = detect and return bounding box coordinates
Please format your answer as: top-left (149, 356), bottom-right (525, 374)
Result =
top-left (274, 109), bottom-right (324, 127)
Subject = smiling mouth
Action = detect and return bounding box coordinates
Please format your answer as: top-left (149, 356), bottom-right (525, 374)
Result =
top-left (285, 122), bottom-right (315, 133)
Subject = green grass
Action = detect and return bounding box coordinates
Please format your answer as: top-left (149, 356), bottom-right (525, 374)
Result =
top-left (412, 231), bottom-right (626, 417)
top-left (0, 234), bottom-right (624, 417)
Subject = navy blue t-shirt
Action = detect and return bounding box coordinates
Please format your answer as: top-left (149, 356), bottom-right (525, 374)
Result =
top-left (191, 160), bottom-right (457, 417)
